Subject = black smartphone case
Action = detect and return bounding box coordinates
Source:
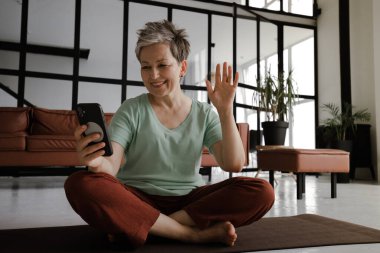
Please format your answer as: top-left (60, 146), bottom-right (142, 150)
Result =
top-left (76, 103), bottom-right (113, 156)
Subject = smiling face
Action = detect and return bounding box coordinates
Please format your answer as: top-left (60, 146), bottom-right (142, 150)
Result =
top-left (139, 43), bottom-right (187, 99)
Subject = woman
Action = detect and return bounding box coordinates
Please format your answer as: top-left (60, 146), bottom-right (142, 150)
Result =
top-left (65, 20), bottom-right (274, 248)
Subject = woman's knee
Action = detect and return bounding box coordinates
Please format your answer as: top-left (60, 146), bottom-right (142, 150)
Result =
top-left (64, 171), bottom-right (118, 201)
top-left (65, 171), bottom-right (91, 195)
top-left (254, 178), bottom-right (275, 207)
top-left (233, 177), bottom-right (275, 208)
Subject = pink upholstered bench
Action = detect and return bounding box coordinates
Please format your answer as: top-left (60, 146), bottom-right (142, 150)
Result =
top-left (257, 148), bottom-right (350, 199)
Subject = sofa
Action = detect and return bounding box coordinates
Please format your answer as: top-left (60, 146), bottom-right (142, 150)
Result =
top-left (0, 106), bottom-right (249, 177)
top-left (0, 107), bottom-right (112, 176)
top-left (200, 123), bottom-right (250, 180)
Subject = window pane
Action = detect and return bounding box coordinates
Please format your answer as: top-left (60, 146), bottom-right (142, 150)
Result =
top-left (184, 90), bottom-right (208, 103)
top-left (211, 15), bottom-right (233, 81)
top-left (126, 85), bottom-right (146, 99)
top-left (284, 26), bottom-right (314, 96)
top-left (25, 78), bottom-right (72, 109)
top-left (0, 0), bottom-right (21, 41)
top-left (260, 21), bottom-right (277, 77)
top-left (237, 18), bottom-right (257, 86)
top-left (237, 107), bottom-right (258, 130)
top-left (216, 0), bottom-right (246, 4)
top-left (250, 0), bottom-right (280, 11)
top-left (236, 87), bottom-right (254, 106)
top-left (0, 50), bottom-right (19, 69)
top-left (0, 75), bottom-right (18, 107)
top-left (28, 0), bottom-right (74, 47)
top-left (283, 0), bottom-right (313, 16)
top-left (26, 53), bottom-right (73, 74)
top-left (78, 82), bottom-right (121, 112)
top-left (27, 0), bottom-right (75, 74)
top-left (173, 10), bottom-right (208, 86)
top-left (127, 3), bottom-right (167, 82)
top-left (80, 0), bottom-right (123, 79)
top-left (290, 99), bottom-right (315, 148)
top-left (0, 0), bottom-right (20, 70)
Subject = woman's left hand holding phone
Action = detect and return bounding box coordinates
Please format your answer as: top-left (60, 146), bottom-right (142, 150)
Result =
top-left (74, 124), bottom-right (107, 172)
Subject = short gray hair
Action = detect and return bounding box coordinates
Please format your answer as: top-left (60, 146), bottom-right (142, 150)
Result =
top-left (135, 20), bottom-right (190, 63)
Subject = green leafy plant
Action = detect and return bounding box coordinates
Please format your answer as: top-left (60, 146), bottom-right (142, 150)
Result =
top-left (256, 69), bottom-right (298, 122)
top-left (321, 102), bottom-right (371, 141)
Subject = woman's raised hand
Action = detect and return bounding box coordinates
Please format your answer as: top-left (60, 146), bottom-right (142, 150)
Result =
top-left (205, 62), bottom-right (239, 113)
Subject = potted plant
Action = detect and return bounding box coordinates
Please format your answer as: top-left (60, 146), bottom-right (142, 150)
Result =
top-left (321, 103), bottom-right (371, 142)
top-left (321, 102), bottom-right (371, 182)
top-left (256, 69), bottom-right (298, 145)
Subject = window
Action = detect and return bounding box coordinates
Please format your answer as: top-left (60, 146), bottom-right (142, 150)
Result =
top-left (127, 2), bottom-right (167, 82)
top-left (0, 0), bottom-right (317, 151)
top-left (283, 0), bottom-right (313, 16)
top-left (80, 0), bottom-right (123, 79)
top-left (26, 0), bottom-right (75, 75)
top-left (173, 10), bottom-right (208, 86)
top-left (284, 25), bottom-right (315, 148)
top-left (249, 0), bottom-right (281, 11)
top-left (24, 78), bottom-right (72, 109)
top-left (78, 82), bottom-right (121, 112)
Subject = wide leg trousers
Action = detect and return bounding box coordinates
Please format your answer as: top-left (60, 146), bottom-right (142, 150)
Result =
top-left (64, 171), bottom-right (274, 247)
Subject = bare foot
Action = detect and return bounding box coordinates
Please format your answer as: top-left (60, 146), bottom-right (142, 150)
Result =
top-left (195, 221), bottom-right (237, 246)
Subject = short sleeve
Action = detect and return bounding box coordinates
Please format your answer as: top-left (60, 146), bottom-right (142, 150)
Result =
top-left (109, 100), bottom-right (135, 150)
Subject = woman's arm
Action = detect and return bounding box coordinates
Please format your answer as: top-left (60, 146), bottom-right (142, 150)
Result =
top-left (205, 62), bottom-right (245, 172)
top-left (74, 125), bottom-right (125, 176)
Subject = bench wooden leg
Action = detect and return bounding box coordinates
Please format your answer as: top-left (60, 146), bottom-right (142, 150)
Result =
top-left (296, 173), bottom-right (304, 199)
top-left (269, 170), bottom-right (275, 188)
top-left (302, 173), bottom-right (305, 193)
top-left (199, 167), bottom-right (212, 182)
top-left (331, 173), bottom-right (337, 198)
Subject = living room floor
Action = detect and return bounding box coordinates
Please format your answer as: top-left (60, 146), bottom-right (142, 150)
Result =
top-left (1, 170), bottom-right (380, 253)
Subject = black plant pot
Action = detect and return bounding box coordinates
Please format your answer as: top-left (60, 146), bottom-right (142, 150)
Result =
top-left (332, 140), bottom-right (353, 183)
top-left (262, 121), bottom-right (289, 145)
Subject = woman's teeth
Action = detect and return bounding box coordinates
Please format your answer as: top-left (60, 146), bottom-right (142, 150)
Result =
top-left (152, 81), bottom-right (165, 87)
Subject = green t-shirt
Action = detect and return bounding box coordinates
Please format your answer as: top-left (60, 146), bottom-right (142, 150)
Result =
top-left (109, 94), bottom-right (222, 196)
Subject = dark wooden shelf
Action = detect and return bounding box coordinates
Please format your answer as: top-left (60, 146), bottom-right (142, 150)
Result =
top-left (0, 41), bottom-right (89, 59)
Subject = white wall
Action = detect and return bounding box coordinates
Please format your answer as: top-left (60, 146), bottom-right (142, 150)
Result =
top-left (316, 0), bottom-right (341, 117)
top-left (318, 0), bottom-right (378, 181)
top-left (373, 0), bottom-right (380, 182)
top-left (350, 0), bottom-right (377, 180)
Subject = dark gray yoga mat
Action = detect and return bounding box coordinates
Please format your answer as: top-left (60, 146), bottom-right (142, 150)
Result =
top-left (1, 214), bottom-right (380, 252)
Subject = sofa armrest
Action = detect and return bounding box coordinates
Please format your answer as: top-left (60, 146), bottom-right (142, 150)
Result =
top-left (201, 123), bottom-right (250, 168)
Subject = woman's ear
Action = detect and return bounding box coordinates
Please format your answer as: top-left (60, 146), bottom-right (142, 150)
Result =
top-left (180, 60), bottom-right (188, 77)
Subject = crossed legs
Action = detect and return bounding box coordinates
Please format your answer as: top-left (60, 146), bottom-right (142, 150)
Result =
top-left (64, 171), bottom-right (274, 248)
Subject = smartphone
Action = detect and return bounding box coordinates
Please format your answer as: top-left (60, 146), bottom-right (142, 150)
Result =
top-left (76, 103), bottom-right (113, 156)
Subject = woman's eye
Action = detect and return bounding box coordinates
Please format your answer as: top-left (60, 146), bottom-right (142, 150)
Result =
top-left (159, 64), bottom-right (168, 68)
top-left (141, 66), bottom-right (151, 70)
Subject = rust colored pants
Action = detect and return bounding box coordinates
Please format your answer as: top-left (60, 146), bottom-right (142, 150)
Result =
top-left (64, 171), bottom-right (274, 247)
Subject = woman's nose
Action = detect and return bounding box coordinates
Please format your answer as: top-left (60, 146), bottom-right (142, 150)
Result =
top-left (150, 68), bottom-right (159, 79)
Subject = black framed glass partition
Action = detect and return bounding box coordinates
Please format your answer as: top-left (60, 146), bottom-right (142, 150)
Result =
top-left (234, 4), bottom-right (316, 150)
top-left (283, 25), bottom-right (316, 148)
top-left (0, 0), bottom-right (317, 152)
